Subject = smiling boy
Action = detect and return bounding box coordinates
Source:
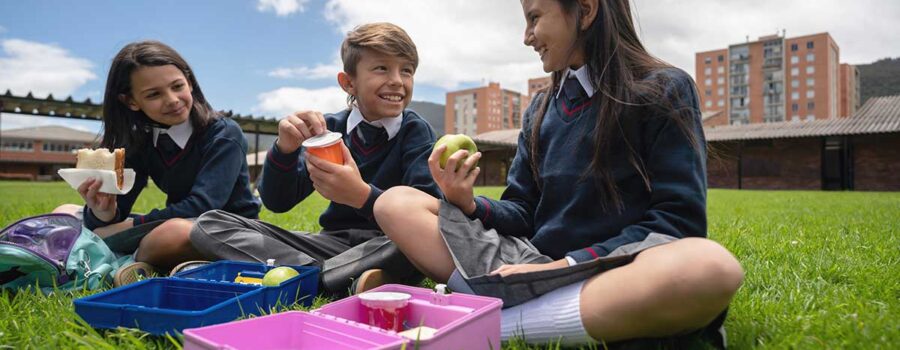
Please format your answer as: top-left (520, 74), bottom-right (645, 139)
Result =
top-left (187, 23), bottom-right (441, 296)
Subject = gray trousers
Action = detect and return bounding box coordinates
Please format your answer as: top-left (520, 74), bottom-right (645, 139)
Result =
top-left (189, 210), bottom-right (421, 296)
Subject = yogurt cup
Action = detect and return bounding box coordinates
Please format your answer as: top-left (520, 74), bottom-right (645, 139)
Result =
top-left (302, 132), bottom-right (344, 164)
top-left (358, 291), bottom-right (411, 332)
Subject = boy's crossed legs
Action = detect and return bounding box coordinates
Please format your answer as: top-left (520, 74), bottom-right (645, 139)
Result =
top-left (188, 209), bottom-right (421, 296)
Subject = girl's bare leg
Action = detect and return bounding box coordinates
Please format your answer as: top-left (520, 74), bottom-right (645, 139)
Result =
top-left (579, 237), bottom-right (743, 342)
top-left (134, 218), bottom-right (205, 270)
top-left (52, 204), bottom-right (82, 215)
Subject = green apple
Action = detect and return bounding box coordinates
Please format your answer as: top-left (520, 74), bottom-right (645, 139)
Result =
top-left (435, 134), bottom-right (479, 170)
top-left (262, 266), bottom-right (300, 287)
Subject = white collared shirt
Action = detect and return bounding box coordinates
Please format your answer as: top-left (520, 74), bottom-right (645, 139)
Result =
top-left (152, 120), bottom-right (193, 149)
top-left (555, 65), bottom-right (596, 100)
top-left (345, 108), bottom-right (402, 141)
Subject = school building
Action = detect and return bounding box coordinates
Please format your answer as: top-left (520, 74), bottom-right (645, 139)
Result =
top-left (462, 93), bottom-right (900, 190)
top-left (5, 89), bottom-right (898, 190)
top-left (705, 94), bottom-right (900, 191)
top-left (0, 125), bottom-right (97, 180)
top-left (696, 32), bottom-right (860, 127)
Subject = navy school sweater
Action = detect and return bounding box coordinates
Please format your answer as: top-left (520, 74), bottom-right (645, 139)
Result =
top-left (260, 109), bottom-right (442, 231)
top-left (84, 117), bottom-right (261, 230)
top-left (467, 68), bottom-right (708, 263)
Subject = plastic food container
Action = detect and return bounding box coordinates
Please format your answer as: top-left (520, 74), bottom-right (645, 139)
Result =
top-left (183, 284), bottom-right (503, 350)
top-left (73, 261), bottom-right (319, 335)
top-left (302, 132), bottom-right (344, 164)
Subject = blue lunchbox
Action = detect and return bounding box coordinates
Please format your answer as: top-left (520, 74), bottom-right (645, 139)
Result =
top-left (74, 261), bottom-right (319, 335)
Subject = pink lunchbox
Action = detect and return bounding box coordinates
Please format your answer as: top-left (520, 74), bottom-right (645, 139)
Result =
top-left (183, 284), bottom-right (502, 350)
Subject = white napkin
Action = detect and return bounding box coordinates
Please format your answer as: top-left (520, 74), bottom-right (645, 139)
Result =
top-left (57, 169), bottom-right (136, 195)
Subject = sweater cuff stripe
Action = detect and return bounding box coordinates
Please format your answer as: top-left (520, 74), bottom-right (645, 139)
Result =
top-left (478, 197), bottom-right (492, 222)
top-left (267, 151), bottom-right (297, 171)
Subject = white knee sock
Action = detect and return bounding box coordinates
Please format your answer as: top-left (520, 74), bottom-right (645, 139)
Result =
top-left (501, 280), bottom-right (595, 346)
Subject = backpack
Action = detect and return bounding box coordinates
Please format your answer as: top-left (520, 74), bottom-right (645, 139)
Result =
top-left (0, 213), bottom-right (128, 293)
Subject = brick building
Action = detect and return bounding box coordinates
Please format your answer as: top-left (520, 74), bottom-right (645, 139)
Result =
top-left (468, 95), bottom-right (900, 190)
top-left (706, 95), bottom-right (900, 191)
top-left (696, 32), bottom-right (860, 126)
top-left (839, 63), bottom-right (861, 118)
top-left (445, 82), bottom-right (524, 136)
top-left (0, 125), bottom-right (97, 180)
top-left (471, 129), bottom-right (519, 186)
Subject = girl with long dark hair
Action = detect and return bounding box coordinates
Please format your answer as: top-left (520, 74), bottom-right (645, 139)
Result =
top-left (371, 0), bottom-right (743, 346)
top-left (55, 41), bottom-right (259, 285)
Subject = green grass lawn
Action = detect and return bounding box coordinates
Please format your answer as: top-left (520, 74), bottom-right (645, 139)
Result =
top-left (0, 181), bottom-right (897, 349)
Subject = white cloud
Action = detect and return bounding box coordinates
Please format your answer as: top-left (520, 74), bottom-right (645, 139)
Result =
top-left (256, 0), bottom-right (899, 113)
top-left (0, 113), bottom-right (100, 134)
top-left (0, 39), bottom-right (96, 97)
top-left (268, 60), bottom-right (341, 80)
top-left (257, 0), bottom-right (309, 17)
top-left (632, 0), bottom-right (900, 75)
top-left (321, 0), bottom-right (543, 94)
top-left (305, 0), bottom-right (898, 96)
top-left (254, 86), bottom-right (348, 117)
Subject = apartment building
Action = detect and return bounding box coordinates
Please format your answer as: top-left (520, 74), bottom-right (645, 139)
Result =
top-left (444, 82), bottom-right (523, 136)
top-left (696, 32), bottom-right (859, 126)
top-left (840, 63), bottom-right (861, 118)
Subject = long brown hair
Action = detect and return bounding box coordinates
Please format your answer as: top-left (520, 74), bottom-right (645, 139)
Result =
top-left (100, 40), bottom-right (218, 150)
top-left (529, 0), bottom-right (702, 212)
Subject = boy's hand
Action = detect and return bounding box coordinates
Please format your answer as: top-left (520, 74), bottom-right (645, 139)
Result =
top-left (77, 177), bottom-right (117, 222)
top-left (276, 111), bottom-right (327, 154)
top-left (307, 142), bottom-right (370, 208)
top-left (428, 144), bottom-right (481, 215)
top-left (489, 259), bottom-right (569, 277)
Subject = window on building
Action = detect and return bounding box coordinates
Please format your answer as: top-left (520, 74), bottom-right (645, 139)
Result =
top-left (806, 53), bottom-right (815, 62)
top-left (806, 66), bottom-right (815, 74)
top-left (717, 77), bottom-right (725, 84)
top-left (791, 67), bottom-right (799, 76)
top-left (718, 55), bottom-right (724, 62)
top-left (704, 78), bottom-right (712, 85)
top-left (718, 99), bottom-right (725, 107)
top-left (791, 56), bottom-right (799, 64)
top-left (718, 87), bottom-right (725, 96)
top-left (807, 78), bottom-right (815, 86)
top-left (791, 80), bottom-right (799, 88)
top-left (717, 66), bottom-right (725, 74)
top-left (792, 115), bottom-right (800, 122)
top-left (705, 89), bottom-right (712, 96)
top-left (2, 141), bottom-right (34, 152)
top-left (704, 57), bottom-right (712, 64)
top-left (806, 41), bottom-right (814, 49)
top-left (791, 43), bottom-right (799, 51)
top-left (806, 115), bottom-right (815, 121)
top-left (705, 100), bottom-right (712, 108)
top-left (806, 90), bottom-right (815, 98)
top-left (808, 102), bottom-right (815, 110)
top-left (792, 103), bottom-right (799, 112)
top-left (704, 67), bottom-right (712, 75)
top-left (791, 92), bottom-right (799, 100)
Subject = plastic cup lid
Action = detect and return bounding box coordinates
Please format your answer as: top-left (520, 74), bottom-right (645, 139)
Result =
top-left (358, 292), bottom-right (412, 302)
top-left (302, 132), bottom-right (343, 148)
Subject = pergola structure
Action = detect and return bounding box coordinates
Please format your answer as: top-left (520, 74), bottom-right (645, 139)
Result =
top-left (0, 90), bottom-right (280, 178)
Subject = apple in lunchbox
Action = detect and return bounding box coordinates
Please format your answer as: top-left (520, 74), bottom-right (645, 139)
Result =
top-left (262, 266), bottom-right (300, 286)
top-left (435, 134), bottom-right (479, 170)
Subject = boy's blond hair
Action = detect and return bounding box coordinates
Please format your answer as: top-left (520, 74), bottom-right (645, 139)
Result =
top-left (341, 22), bottom-right (418, 106)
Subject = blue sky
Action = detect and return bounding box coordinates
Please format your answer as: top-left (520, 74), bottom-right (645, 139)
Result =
top-left (1, 0), bottom-right (898, 133)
